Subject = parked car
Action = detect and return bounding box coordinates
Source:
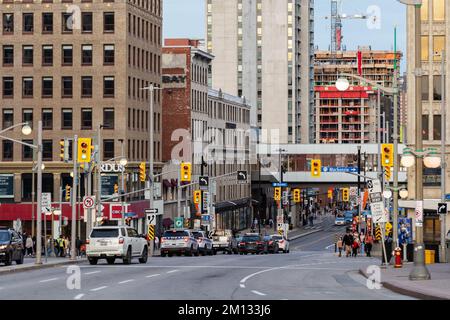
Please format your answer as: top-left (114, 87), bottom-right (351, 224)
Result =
top-left (86, 226), bottom-right (149, 265)
top-left (271, 234), bottom-right (290, 253)
top-left (192, 230), bottom-right (213, 256)
top-left (0, 227), bottom-right (24, 266)
top-left (263, 235), bottom-right (280, 254)
top-left (238, 233), bottom-right (268, 255)
top-left (160, 229), bottom-right (199, 257)
top-left (211, 229), bottom-right (233, 254)
top-left (230, 235), bottom-right (243, 254)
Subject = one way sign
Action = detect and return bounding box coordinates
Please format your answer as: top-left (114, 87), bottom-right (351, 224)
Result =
top-left (237, 171), bottom-right (247, 184)
top-left (438, 203), bottom-right (447, 215)
top-left (199, 176), bottom-right (209, 191)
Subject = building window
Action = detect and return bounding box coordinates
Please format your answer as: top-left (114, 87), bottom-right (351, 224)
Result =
top-left (81, 76), bottom-right (92, 97)
top-left (23, 13), bottom-right (34, 33)
top-left (42, 45), bottom-right (53, 66)
top-left (421, 0), bottom-right (429, 20)
top-left (62, 76), bottom-right (73, 97)
top-left (62, 109), bottom-right (73, 129)
top-left (3, 13), bottom-right (14, 34)
top-left (433, 115), bottom-right (441, 140)
top-left (421, 36), bottom-right (429, 61)
top-left (2, 109), bottom-right (13, 129)
top-left (3, 77), bottom-right (14, 98)
top-left (3, 45), bottom-right (14, 66)
top-left (103, 12), bottom-right (115, 33)
top-left (42, 109), bottom-right (53, 129)
top-left (82, 12), bottom-right (93, 33)
top-left (433, 0), bottom-right (445, 21)
top-left (81, 44), bottom-right (93, 65)
top-left (42, 140), bottom-right (53, 161)
top-left (2, 140), bottom-right (13, 161)
top-left (42, 77), bottom-right (53, 97)
top-left (22, 45), bottom-right (33, 65)
top-left (62, 13), bottom-right (73, 33)
top-left (22, 140), bottom-right (34, 161)
top-left (103, 108), bottom-right (114, 129)
top-left (433, 75), bottom-right (442, 101)
top-left (42, 13), bottom-right (53, 33)
top-left (22, 77), bottom-right (33, 97)
top-left (103, 139), bottom-right (114, 160)
top-left (81, 108), bottom-right (92, 129)
top-left (103, 44), bottom-right (115, 65)
top-left (422, 75), bottom-right (429, 100)
top-left (423, 114), bottom-right (429, 140)
top-left (22, 109), bottom-right (33, 128)
top-left (103, 76), bottom-right (114, 97)
top-left (62, 45), bottom-right (73, 65)
top-left (433, 36), bottom-right (445, 61)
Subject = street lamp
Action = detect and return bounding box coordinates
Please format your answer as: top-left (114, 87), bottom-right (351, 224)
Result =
top-left (399, 189), bottom-right (409, 199)
top-left (401, 148), bottom-right (441, 169)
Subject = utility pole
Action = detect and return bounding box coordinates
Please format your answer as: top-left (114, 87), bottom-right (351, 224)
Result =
top-left (440, 50), bottom-right (447, 263)
top-left (71, 135), bottom-right (78, 261)
top-left (36, 121), bottom-right (43, 264)
top-left (393, 26), bottom-right (400, 250)
top-left (119, 139), bottom-right (125, 226)
top-left (96, 125), bottom-right (103, 225)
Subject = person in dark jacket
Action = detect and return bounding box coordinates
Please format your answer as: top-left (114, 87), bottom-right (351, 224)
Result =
top-left (342, 232), bottom-right (354, 257)
top-left (75, 237), bottom-right (82, 257)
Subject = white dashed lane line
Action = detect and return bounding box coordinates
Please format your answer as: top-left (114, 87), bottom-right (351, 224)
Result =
top-left (118, 279), bottom-right (135, 284)
top-left (146, 274), bottom-right (161, 278)
top-left (251, 290), bottom-right (267, 296)
top-left (90, 286), bottom-right (108, 292)
top-left (240, 284), bottom-right (246, 288)
top-left (39, 278), bottom-right (59, 283)
top-left (167, 270), bottom-right (179, 274)
top-left (84, 271), bottom-right (101, 275)
top-left (74, 294), bottom-right (85, 300)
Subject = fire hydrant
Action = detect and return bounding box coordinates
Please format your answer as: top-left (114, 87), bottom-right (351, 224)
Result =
top-left (394, 247), bottom-right (402, 268)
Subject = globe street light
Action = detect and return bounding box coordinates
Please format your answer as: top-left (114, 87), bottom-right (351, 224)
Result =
top-left (335, 78), bottom-right (350, 92)
top-left (22, 124), bottom-right (32, 136)
top-left (399, 189), bottom-right (409, 199)
top-left (119, 157), bottom-right (128, 166)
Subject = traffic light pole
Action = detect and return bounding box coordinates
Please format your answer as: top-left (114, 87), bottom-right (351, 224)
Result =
top-left (71, 135), bottom-right (78, 261)
top-left (96, 125), bottom-right (102, 226)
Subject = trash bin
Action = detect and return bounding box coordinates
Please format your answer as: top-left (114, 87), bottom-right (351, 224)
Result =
top-left (425, 250), bottom-right (435, 264)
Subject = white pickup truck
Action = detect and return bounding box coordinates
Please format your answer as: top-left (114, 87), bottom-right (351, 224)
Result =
top-left (211, 229), bottom-right (233, 255)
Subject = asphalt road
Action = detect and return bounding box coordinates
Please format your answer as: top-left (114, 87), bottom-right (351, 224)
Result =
top-left (0, 216), bottom-right (414, 300)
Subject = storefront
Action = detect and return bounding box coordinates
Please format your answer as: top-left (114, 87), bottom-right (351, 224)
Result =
top-left (214, 198), bottom-right (251, 231)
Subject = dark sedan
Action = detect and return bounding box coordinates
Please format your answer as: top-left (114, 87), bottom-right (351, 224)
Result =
top-left (263, 235), bottom-right (279, 253)
top-left (0, 228), bottom-right (24, 266)
top-left (238, 234), bottom-right (268, 255)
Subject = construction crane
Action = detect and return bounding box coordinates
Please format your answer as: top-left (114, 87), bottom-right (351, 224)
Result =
top-left (324, 0), bottom-right (368, 54)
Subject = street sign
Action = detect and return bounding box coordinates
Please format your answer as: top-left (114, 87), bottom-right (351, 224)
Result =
top-left (321, 166), bottom-right (358, 173)
top-left (415, 201), bottom-right (423, 227)
top-left (272, 182), bottom-right (288, 187)
top-left (174, 217), bottom-right (184, 229)
top-left (145, 208), bottom-right (159, 214)
top-left (199, 176), bottom-right (209, 191)
top-left (282, 191), bottom-right (289, 205)
top-left (371, 201), bottom-right (386, 223)
top-left (83, 196), bottom-right (95, 209)
top-left (367, 179), bottom-right (382, 194)
top-left (369, 192), bottom-right (383, 203)
top-left (147, 224), bottom-right (155, 240)
top-left (203, 192), bottom-right (210, 212)
top-left (41, 193), bottom-right (51, 214)
top-left (445, 194), bottom-right (450, 201)
top-left (350, 187), bottom-right (357, 197)
top-left (147, 213), bottom-right (157, 226)
top-left (438, 202), bottom-right (447, 215)
top-left (237, 171), bottom-right (248, 183)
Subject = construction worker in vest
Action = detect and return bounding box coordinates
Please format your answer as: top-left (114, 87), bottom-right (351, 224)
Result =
top-left (58, 235), bottom-right (65, 257)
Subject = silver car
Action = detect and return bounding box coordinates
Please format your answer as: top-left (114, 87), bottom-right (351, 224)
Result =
top-left (192, 230), bottom-right (213, 256)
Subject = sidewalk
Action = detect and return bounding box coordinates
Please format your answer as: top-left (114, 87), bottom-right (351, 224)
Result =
top-left (0, 256), bottom-right (86, 275)
top-left (359, 263), bottom-right (450, 300)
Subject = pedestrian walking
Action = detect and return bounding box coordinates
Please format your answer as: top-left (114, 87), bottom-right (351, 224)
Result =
top-left (365, 234), bottom-right (373, 257)
top-left (32, 235), bottom-right (36, 255)
top-left (76, 237), bottom-right (82, 258)
top-left (66, 237), bottom-right (71, 258)
top-left (359, 232), bottom-right (365, 254)
top-left (269, 218), bottom-right (274, 228)
top-left (25, 235), bottom-right (33, 256)
top-left (154, 236), bottom-right (159, 250)
top-left (58, 235), bottom-right (65, 257)
top-left (352, 238), bottom-right (360, 257)
top-left (337, 237), bottom-right (343, 257)
top-left (342, 231), bottom-right (354, 257)
top-left (54, 238), bottom-right (59, 257)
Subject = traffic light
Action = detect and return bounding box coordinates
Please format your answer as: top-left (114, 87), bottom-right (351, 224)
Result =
top-left (311, 159), bottom-right (321, 177)
top-left (293, 189), bottom-right (301, 203)
top-left (193, 190), bottom-right (201, 204)
top-left (384, 166), bottom-right (391, 181)
top-left (59, 139), bottom-right (69, 162)
top-left (65, 184), bottom-right (71, 202)
top-left (381, 144), bottom-right (394, 167)
top-left (139, 162), bottom-right (146, 182)
top-left (342, 188), bottom-right (349, 202)
top-left (180, 162), bottom-right (192, 182)
top-left (114, 183), bottom-right (119, 194)
top-left (328, 188), bottom-right (333, 199)
top-left (274, 187), bottom-right (281, 201)
top-left (77, 138), bottom-right (92, 163)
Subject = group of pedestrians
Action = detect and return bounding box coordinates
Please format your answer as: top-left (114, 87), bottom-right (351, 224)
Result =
top-left (52, 235), bottom-right (84, 258)
top-left (336, 230), bottom-right (373, 258)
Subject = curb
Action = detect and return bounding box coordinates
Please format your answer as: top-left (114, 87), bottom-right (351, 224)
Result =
top-left (358, 268), bottom-right (448, 300)
top-left (0, 259), bottom-right (86, 275)
top-left (288, 228), bottom-right (323, 241)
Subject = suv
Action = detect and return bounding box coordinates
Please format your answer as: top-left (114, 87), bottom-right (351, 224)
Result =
top-left (272, 234), bottom-right (290, 253)
top-left (86, 226), bottom-right (149, 265)
top-left (0, 227), bottom-right (24, 266)
top-left (263, 235), bottom-right (280, 254)
top-left (160, 229), bottom-right (199, 257)
top-left (238, 233), bottom-right (268, 255)
top-left (192, 230), bottom-right (213, 256)
top-left (211, 229), bottom-right (233, 254)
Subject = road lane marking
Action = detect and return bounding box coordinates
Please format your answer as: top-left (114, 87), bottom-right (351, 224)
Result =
top-left (90, 286), bottom-right (108, 292)
top-left (167, 270), bottom-right (179, 274)
top-left (240, 267), bottom-right (280, 284)
top-left (118, 279), bottom-right (135, 284)
top-left (84, 271), bottom-right (101, 275)
top-left (325, 244), bottom-right (335, 249)
top-left (74, 294), bottom-right (85, 300)
top-left (240, 284), bottom-right (245, 288)
top-left (251, 290), bottom-right (266, 296)
top-left (146, 274), bottom-right (161, 278)
top-left (39, 278), bottom-right (59, 283)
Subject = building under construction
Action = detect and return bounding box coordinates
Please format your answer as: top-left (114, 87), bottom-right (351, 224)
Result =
top-left (314, 48), bottom-right (402, 144)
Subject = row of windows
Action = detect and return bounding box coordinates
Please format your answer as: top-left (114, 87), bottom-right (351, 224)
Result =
top-left (420, 75), bottom-right (443, 101)
top-left (191, 89), bottom-right (208, 113)
top-left (421, 0), bottom-right (446, 21)
top-left (422, 114), bottom-right (442, 141)
top-left (128, 45), bottom-right (160, 73)
top-left (127, 13), bottom-right (161, 45)
top-left (126, 139), bottom-right (160, 162)
top-left (2, 44), bottom-right (114, 67)
top-left (421, 35), bottom-right (445, 61)
top-left (127, 77), bottom-right (161, 103)
top-left (126, 108), bottom-right (161, 133)
top-left (129, 0), bottom-right (162, 17)
top-left (2, 12), bottom-right (114, 35)
top-left (2, 138), bottom-right (115, 161)
top-left (207, 100), bottom-right (250, 124)
top-left (192, 63), bottom-right (208, 86)
top-left (1, 76), bottom-right (115, 98)
top-left (1, 108), bottom-right (114, 131)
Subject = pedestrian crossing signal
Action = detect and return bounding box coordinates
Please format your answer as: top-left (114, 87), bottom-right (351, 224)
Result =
top-left (293, 189), bottom-right (300, 203)
top-left (274, 187), bottom-right (281, 201)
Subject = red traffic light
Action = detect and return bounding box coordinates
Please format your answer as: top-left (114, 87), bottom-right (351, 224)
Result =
top-left (81, 142), bottom-right (87, 148)
top-left (384, 147), bottom-right (390, 153)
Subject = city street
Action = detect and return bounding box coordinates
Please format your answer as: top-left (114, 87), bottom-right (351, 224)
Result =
top-left (0, 218), bottom-right (413, 300)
